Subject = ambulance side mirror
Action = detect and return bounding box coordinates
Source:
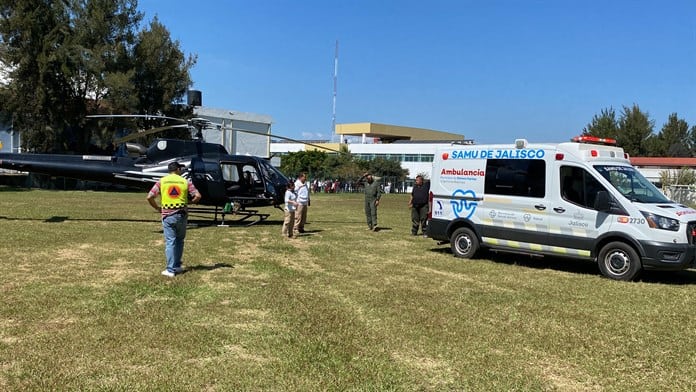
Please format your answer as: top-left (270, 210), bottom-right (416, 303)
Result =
top-left (594, 191), bottom-right (611, 212)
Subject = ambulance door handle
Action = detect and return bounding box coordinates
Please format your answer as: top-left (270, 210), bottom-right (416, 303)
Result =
top-left (553, 207), bottom-right (566, 213)
top-left (534, 204), bottom-right (546, 211)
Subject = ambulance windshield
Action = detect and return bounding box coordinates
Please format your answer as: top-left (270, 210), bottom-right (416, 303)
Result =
top-left (594, 165), bottom-right (671, 203)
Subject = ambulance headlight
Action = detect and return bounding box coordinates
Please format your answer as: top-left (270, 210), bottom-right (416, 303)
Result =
top-left (641, 211), bottom-right (680, 231)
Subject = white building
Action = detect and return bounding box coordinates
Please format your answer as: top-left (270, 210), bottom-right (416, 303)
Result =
top-left (271, 140), bottom-right (473, 179)
top-left (271, 122), bottom-right (470, 180)
top-left (194, 106), bottom-right (273, 157)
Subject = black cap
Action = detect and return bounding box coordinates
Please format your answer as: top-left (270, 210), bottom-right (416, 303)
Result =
top-left (168, 162), bottom-right (185, 172)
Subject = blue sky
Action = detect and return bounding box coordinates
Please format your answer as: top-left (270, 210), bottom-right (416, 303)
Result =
top-left (137, 0), bottom-right (696, 144)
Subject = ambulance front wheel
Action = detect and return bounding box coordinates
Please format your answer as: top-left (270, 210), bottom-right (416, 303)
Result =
top-left (597, 241), bottom-right (642, 281)
top-left (451, 227), bottom-right (479, 258)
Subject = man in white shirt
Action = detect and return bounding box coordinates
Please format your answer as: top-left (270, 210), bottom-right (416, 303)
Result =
top-left (293, 172), bottom-right (310, 234)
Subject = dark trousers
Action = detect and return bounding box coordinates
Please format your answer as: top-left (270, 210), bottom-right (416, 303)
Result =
top-left (411, 204), bottom-right (428, 234)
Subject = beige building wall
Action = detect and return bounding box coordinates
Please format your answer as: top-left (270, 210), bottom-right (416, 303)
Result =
top-left (335, 122), bottom-right (464, 142)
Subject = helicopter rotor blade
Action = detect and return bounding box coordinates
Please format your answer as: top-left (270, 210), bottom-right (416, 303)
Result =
top-left (217, 124), bottom-right (342, 153)
top-left (88, 114), bottom-right (341, 153)
top-left (114, 124), bottom-right (189, 144)
top-left (86, 114), bottom-right (188, 124)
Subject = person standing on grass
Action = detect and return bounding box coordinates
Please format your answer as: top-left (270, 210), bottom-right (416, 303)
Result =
top-left (282, 181), bottom-right (298, 238)
top-left (147, 162), bottom-right (202, 278)
top-left (294, 172), bottom-right (310, 234)
top-left (408, 175), bottom-right (429, 236)
top-left (360, 172), bottom-right (383, 231)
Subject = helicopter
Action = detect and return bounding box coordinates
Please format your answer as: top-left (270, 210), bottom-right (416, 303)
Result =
top-left (0, 116), bottom-right (309, 225)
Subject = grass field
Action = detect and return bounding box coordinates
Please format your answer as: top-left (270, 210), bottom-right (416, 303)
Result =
top-left (1, 187), bottom-right (696, 391)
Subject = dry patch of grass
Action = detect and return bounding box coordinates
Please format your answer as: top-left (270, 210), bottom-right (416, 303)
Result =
top-left (533, 355), bottom-right (603, 392)
top-left (391, 350), bottom-right (457, 389)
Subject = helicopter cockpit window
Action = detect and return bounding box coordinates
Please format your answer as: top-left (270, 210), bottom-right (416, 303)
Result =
top-left (242, 165), bottom-right (261, 186)
top-left (258, 160), bottom-right (282, 182)
top-left (220, 163), bottom-right (239, 182)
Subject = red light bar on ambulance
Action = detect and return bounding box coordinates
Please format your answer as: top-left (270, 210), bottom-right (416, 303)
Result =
top-left (571, 135), bottom-right (617, 145)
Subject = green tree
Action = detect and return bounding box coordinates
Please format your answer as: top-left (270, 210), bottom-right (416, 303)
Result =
top-left (332, 160), bottom-right (363, 181)
top-left (120, 17), bottom-right (196, 144)
top-left (132, 17), bottom-right (195, 117)
top-left (323, 144), bottom-right (361, 180)
top-left (66, 0), bottom-right (142, 151)
top-left (359, 157), bottom-right (409, 180)
top-left (279, 150), bottom-right (328, 179)
top-left (0, 0), bottom-right (195, 152)
top-left (617, 104), bottom-right (654, 157)
top-left (656, 113), bottom-right (691, 157)
top-left (689, 125), bottom-right (696, 156)
top-left (642, 135), bottom-right (663, 157)
top-left (582, 107), bottom-right (619, 140)
top-left (0, 0), bottom-right (70, 152)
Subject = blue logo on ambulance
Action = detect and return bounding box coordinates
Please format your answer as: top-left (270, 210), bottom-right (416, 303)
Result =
top-left (451, 189), bottom-right (478, 219)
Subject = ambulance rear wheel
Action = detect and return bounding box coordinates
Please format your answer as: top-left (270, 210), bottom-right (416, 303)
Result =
top-left (451, 228), bottom-right (478, 258)
top-left (598, 241), bottom-right (642, 281)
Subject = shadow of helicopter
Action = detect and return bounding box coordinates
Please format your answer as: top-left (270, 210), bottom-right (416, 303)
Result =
top-left (0, 215), bottom-right (159, 224)
top-left (0, 213), bottom-right (287, 228)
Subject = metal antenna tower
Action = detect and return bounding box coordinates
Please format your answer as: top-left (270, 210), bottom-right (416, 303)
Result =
top-left (332, 40), bottom-right (339, 143)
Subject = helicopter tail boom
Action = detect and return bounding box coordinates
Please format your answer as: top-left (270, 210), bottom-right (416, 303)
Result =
top-left (0, 153), bottom-right (153, 188)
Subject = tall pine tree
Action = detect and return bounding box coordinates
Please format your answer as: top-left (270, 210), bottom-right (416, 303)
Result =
top-left (657, 113), bottom-right (691, 157)
top-left (617, 104), bottom-right (654, 157)
top-left (582, 107), bottom-right (619, 140)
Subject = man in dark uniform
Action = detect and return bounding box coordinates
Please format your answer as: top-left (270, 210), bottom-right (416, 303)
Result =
top-left (360, 172), bottom-right (383, 231)
top-left (409, 175), bottom-right (429, 236)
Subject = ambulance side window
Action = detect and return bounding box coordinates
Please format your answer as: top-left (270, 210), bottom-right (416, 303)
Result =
top-left (484, 159), bottom-right (545, 198)
top-left (560, 166), bottom-right (607, 209)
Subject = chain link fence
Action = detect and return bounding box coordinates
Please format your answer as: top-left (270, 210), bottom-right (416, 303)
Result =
top-left (664, 185), bottom-right (696, 206)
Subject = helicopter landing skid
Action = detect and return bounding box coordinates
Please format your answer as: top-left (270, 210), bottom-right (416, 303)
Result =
top-left (186, 206), bottom-right (270, 227)
top-left (216, 208), bottom-right (270, 227)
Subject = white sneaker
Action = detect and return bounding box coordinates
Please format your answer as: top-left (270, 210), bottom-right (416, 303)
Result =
top-left (161, 270), bottom-right (175, 278)
top-left (173, 266), bottom-right (186, 274)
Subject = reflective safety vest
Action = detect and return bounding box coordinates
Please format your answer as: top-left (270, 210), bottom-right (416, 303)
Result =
top-left (160, 174), bottom-right (189, 209)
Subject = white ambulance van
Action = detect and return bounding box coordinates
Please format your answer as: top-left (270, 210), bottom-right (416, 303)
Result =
top-left (427, 136), bottom-right (696, 281)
